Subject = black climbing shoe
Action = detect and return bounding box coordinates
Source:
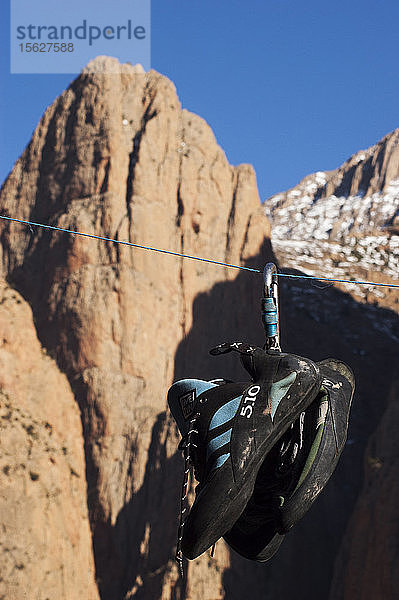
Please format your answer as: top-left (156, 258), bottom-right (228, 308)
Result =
top-left (224, 357), bottom-right (355, 562)
top-left (167, 342), bottom-right (321, 562)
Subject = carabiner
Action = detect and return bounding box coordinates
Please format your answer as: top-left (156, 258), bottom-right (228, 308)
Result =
top-left (261, 263), bottom-right (281, 351)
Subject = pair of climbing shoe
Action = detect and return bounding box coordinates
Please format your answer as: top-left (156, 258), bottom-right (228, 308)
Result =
top-left (167, 342), bottom-right (354, 567)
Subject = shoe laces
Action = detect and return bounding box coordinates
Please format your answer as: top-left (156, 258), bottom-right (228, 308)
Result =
top-left (175, 413), bottom-right (199, 577)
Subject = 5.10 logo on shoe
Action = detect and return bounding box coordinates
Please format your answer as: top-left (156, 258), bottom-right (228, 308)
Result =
top-left (240, 385), bottom-right (261, 419)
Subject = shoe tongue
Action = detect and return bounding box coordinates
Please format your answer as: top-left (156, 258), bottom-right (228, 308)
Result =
top-left (241, 349), bottom-right (283, 383)
top-left (167, 379), bottom-right (218, 437)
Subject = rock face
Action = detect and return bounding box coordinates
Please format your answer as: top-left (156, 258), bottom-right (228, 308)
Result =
top-left (265, 131), bottom-right (399, 600)
top-left (0, 55), bottom-right (398, 600)
top-left (329, 376), bottom-right (399, 600)
top-left (265, 129), bottom-right (399, 309)
top-left (0, 281), bottom-right (99, 600)
top-left (0, 56), bottom-right (272, 600)
top-left (271, 275), bottom-right (398, 600)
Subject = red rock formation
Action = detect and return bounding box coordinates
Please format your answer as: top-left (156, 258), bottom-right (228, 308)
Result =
top-left (0, 56), bottom-right (398, 600)
top-left (0, 281), bottom-right (99, 600)
top-left (0, 56), bottom-right (272, 599)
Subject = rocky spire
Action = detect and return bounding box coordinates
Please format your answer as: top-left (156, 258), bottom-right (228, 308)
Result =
top-left (0, 57), bottom-right (272, 599)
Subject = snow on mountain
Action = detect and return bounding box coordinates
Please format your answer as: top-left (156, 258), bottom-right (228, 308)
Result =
top-left (265, 130), bottom-right (399, 308)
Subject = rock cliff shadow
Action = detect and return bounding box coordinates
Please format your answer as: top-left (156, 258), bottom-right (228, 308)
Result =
top-left (87, 409), bottom-right (187, 600)
top-left (172, 262), bottom-right (399, 600)
top-left (87, 240), bottom-right (275, 600)
top-left (173, 247), bottom-right (275, 382)
top-left (85, 242), bottom-right (399, 600)
top-left (223, 271), bottom-right (399, 600)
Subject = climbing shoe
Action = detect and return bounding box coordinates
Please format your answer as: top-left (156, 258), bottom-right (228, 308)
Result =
top-left (167, 341), bottom-right (321, 565)
top-left (223, 357), bottom-right (355, 561)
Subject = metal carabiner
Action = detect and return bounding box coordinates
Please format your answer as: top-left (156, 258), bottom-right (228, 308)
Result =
top-left (261, 263), bottom-right (281, 351)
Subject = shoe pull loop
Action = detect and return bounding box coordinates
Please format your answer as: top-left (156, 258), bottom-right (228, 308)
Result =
top-left (262, 263), bottom-right (281, 352)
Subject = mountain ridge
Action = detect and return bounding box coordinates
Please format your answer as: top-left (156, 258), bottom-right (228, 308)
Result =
top-left (265, 127), bottom-right (399, 310)
top-left (0, 56), bottom-right (398, 600)
top-left (0, 57), bottom-right (273, 600)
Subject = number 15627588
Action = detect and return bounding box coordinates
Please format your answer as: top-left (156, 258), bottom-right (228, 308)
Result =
top-left (19, 42), bottom-right (74, 52)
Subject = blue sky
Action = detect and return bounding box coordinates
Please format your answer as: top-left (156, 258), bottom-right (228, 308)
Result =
top-left (1, 0), bottom-right (399, 200)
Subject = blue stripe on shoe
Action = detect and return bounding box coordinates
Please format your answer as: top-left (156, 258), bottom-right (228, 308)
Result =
top-left (209, 395), bottom-right (242, 431)
top-left (207, 428), bottom-right (232, 459)
top-left (209, 453), bottom-right (229, 472)
top-left (270, 372), bottom-right (297, 419)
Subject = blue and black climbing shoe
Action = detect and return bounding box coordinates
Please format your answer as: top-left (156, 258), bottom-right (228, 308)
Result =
top-left (167, 341), bottom-right (321, 566)
top-left (223, 357), bottom-right (355, 562)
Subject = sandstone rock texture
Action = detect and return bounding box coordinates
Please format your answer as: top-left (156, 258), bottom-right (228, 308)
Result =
top-left (0, 56), bottom-right (398, 600)
top-left (0, 281), bottom-right (99, 600)
top-left (0, 56), bottom-right (272, 600)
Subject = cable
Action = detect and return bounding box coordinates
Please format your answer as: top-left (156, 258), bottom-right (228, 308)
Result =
top-left (278, 273), bottom-right (399, 289)
top-left (0, 214), bottom-right (398, 289)
top-left (0, 215), bottom-right (261, 274)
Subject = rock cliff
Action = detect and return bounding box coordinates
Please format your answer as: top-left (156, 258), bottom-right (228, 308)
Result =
top-left (265, 131), bottom-right (399, 600)
top-left (0, 56), bottom-right (398, 600)
top-left (0, 281), bottom-right (99, 600)
top-left (329, 376), bottom-right (399, 600)
top-left (265, 129), bottom-right (399, 309)
top-left (0, 56), bottom-right (272, 600)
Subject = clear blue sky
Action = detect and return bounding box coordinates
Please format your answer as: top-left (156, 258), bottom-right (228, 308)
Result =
top-left (1, 0), bottom-right (399, 200)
